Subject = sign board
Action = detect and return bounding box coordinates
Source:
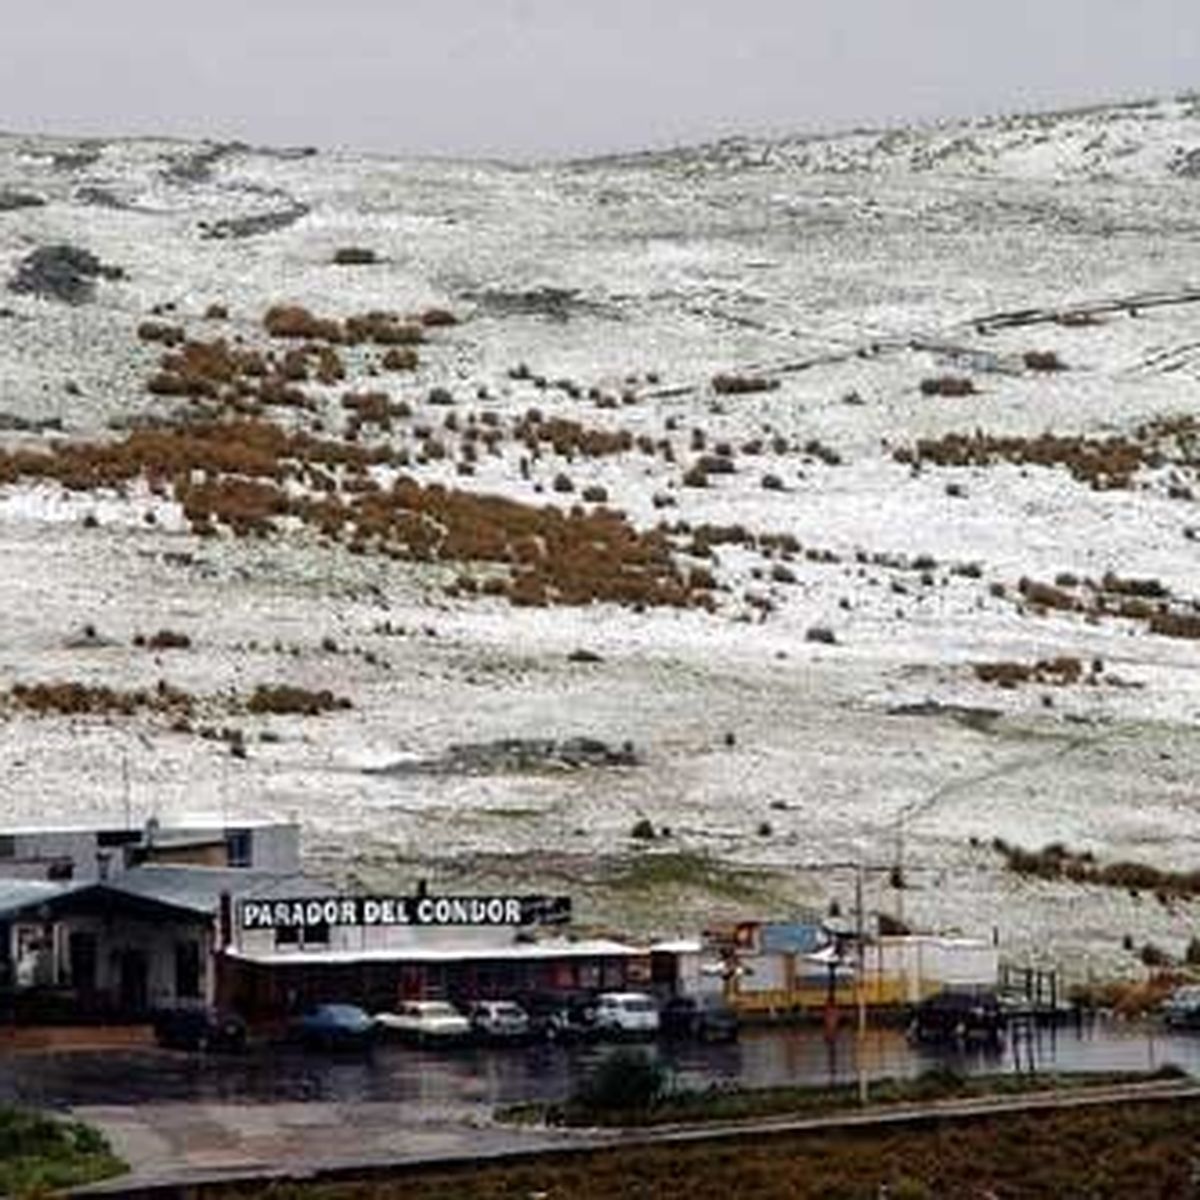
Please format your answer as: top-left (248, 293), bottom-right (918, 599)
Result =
top-left (240, 894), bottom-right (571, 931)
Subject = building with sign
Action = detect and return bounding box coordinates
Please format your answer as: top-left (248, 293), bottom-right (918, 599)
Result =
top-left (0, 817), bottom-right (649, 1027)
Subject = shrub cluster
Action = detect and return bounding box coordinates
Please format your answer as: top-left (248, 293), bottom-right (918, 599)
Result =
top-left (993, 837), bottom-right (1200, 900)
top-left (896, 430), bottom-right (1148, 489)
top-left (245, 685), bottom-right (351, 716)
top-left (972, 656), bottom-right (1090, 688)
top-left (919, 375), bottom-right (976, 397)
top-left (5, 680), bottom-right (195, 717)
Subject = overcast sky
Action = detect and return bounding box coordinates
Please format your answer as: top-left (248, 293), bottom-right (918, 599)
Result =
top-left (3, 0), bottom-right (1199, 160)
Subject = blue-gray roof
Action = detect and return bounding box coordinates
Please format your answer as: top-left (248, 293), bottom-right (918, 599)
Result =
top-left (107, 867), bottom-right (327, 916)
top-left (0, 878), bottom-right (77, 919)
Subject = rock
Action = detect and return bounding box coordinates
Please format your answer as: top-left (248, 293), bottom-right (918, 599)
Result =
top-left (198, 204), bottom-right (310, 240)
top-left (0, 190), bottom-right (46, 212)
top-left (568, 648), bottom-right (604, 663)
top-left (8, 244), bottom-right (124, 304)
top-left (367, 737), bottom-right (640, 777)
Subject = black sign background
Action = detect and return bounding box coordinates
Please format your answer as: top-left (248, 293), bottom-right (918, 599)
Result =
top-left (239, 894), bottom-right (572, 930)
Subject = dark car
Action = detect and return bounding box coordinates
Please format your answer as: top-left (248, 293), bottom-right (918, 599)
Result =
top-left (289, 1003), bottom-right (376, 1051)
top-left (908, 990), bottom-right (1004, 1046)
top-left (521, 992), bottom-right (597, 1043)
top-left (153, 1007), bottom-right (247, 1053)
top-left (660, 994), bottom-right (739, 1042)
top-left (1162, 985), bottom-right (1200, 1030)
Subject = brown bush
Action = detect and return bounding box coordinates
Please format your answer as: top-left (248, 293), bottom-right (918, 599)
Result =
top-left (1018, 577), bottom-right (1079, 612)
top-left (1024, 350), bottom-right (1065, 372)
top-left (137, 321), bottom-right (184, 346)
top-left (419, 308), bottom-right (458, 327)
top-left (146, 629), bottom-right (192, 650)
top-left (245, 685), bottom-right (351, 716)
top-left (345, 312), bottom-right (424, 346)
top-left (263, 305), bottom-right (343, 342)
top-left (973, 656), bottom-right (1083, 687)
top-left (381, 347), bottom-right (419, 371)
top-left (1149, 612), bottom-right (1200, 639)
top-left (897, 431), bottom-right (1146, 490)
top-left (919, 375), bottom-right (976, 397)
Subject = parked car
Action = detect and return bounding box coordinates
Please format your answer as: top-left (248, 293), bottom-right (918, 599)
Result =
top-left (153, 1007), bottom-right (247, 1053)
top-left (466, 999), bottom-right (532, 1043)
top-left (290, 1003), bottom-right (377, 1051)
top-left (521, 991), bottom-right (598, 1043)
top-left (660, 994), bottom-right (739, 1042)
top-left (908, 990), bottom-right (1004, 1046)
top-left (374, 1000), bottom-right (471, 1045)
top-left (1162, 984), bottom-right (1200, 1029)
top-left (592, 992), bottom-right (660, 1038)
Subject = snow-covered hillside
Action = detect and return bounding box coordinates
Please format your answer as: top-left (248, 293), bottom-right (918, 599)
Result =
top-left (2, 94), bottom-right (1200, 981)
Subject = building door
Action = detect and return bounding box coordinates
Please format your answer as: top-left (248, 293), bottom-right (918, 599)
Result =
top-left (118, 949), bottom-right (149, 1015)
top-left (68, 932), bottom-right (98, 995)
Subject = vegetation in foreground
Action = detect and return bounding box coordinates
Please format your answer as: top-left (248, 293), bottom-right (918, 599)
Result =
top-left (500, 1049), bottom-right (1189, 1128)
top-left (227, 1098), bottom-right (1200, 1199)
top-left (0, 1106), bottom-right (125, 1195)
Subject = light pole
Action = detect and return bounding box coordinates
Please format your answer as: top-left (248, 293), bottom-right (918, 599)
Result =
top-left (855, 859), bottom-right (868, 1106)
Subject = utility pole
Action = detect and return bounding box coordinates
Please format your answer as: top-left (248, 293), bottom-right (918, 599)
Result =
top-left (855, 860), bottom-right (868, 1106)
top-left (122, 752), bottom-right (131, 831)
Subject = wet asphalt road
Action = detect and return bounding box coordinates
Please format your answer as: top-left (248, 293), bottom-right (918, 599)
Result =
top-left (2, 1019), bottom-right (1198, 1110)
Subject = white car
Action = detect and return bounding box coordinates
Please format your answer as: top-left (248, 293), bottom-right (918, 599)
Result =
top-left (374, 1000), bottom-right (471, 1044)
top-left (467, 999), bottom-right (532, 1041)
top-left (592, 991), bottom-right (660, 1037)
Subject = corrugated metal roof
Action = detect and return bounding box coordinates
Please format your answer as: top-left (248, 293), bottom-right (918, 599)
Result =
top-left (0, 879), bottom-right (77, 918)
top-left (109, 867), bottom-right (327, 916)
top-left (227, 937), bottom-right (647, 968)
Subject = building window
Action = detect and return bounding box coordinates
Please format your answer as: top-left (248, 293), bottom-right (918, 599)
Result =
top-left (302, 923), bottom-right (329, 948)
top-left (175, 940), bottom-right (202, 999)
top-left (275, 926), bottom-right (299, 948)
top-left (226, 829), bottom-right (253, 868)
top-left (0, 836), bottom-right (14, 860)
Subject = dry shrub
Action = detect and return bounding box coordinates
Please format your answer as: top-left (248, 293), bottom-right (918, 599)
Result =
top-left (711, 373), bottom-right (779, 395)
top-left (419, 308), bottom-right (458, 327)
top-left (1018, 577), bottom-right (1079, 612)
top-left (7, 679), bottom-right (195, 717)
top-left (897, 431), bottom-right (1146, 490)
top-left (1149, 612), bottom-right (1200, 639)
top-left (919, 375), bottom-right (976, 397)
top-left (1024, 350), bottom-right (1065, 372)
top-left (345, 312), bottom-right (424, 346)
top-left (263, 305), bottom-right (343, 342)
top-left (1099, 571), bottom-right (1168, 600)
top-left (246, 685), bottom-right (350, 716)
top-left (146, 629), bottom-right (191, 650)
top-left (581, 484), bottom-right (608, 503)
top-left (973, 657), bottom-right (1084, 687)
top-left (331, 247), bottom-right (377, 265)
top-left (381, 347), bottom-right (419, 371)
top-left (514, 414), bottom-right (633, 458)
top-left (204, 303), bottom-right (228, 320)
top-left (137, 321), bottom-right (184, 346)
top-left (341, 391), bottom-right (406, 430)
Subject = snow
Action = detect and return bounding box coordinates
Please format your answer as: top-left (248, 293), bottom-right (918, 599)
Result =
top-left (2, 95), bottom-right (1200, 981)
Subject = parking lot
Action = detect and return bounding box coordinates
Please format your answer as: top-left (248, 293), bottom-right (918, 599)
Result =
top-left (3, 1018), bottom-right (1199, 1111)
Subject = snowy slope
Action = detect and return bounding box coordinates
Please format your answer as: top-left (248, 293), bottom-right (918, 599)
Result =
top-left (0, 95), bottom-right (1199, 980)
